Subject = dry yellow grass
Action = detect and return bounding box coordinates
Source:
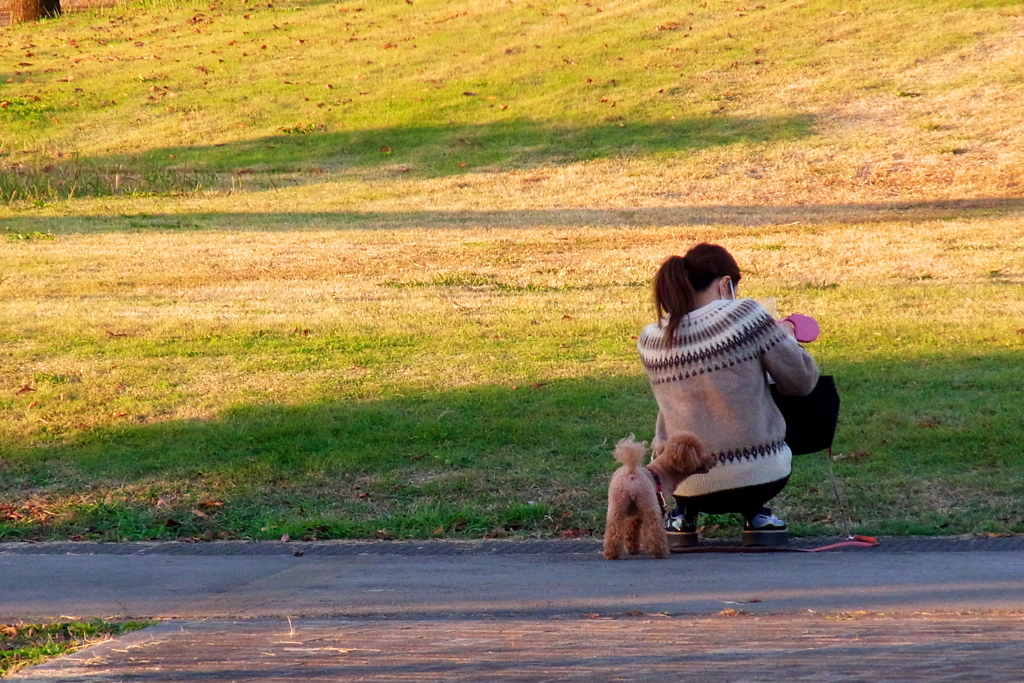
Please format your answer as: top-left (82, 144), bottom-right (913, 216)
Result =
top-left (6, 209), bottom-right (1023, 293)
top-left (4, 211), bottom-right (1023, 411)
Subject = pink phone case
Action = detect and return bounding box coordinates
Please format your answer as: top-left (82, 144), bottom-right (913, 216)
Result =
top-left (784, 314), bottom-right (820, 343)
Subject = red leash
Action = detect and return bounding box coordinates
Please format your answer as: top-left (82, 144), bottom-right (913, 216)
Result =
top-left (672, 536), bottom-right (880, 554)
top-left (791, 535), bottom-right (880, 552)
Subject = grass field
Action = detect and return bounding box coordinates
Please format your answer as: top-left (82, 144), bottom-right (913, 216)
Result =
top-left (2, 0), bottom-right (1023, 542)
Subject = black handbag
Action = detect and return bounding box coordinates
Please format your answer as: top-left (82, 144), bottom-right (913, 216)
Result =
top-left (770, 375), bottom-right (840, 455)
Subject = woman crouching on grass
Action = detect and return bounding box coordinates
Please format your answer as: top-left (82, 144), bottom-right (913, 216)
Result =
top-left (637, 243), bottom-right (819, 547)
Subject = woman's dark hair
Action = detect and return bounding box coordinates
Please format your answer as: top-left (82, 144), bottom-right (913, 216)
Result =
top-left (653, 243), bottom-right (741, 344)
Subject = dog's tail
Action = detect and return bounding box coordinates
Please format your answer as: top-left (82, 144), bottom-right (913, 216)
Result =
top-left (613, 434), bottom-right (647, 470)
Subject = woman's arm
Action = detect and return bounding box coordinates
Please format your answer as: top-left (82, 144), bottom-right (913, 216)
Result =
top-left (759, 307), bottom-right (819, 398)
top-left (764, 335), bottom-right (819, 396)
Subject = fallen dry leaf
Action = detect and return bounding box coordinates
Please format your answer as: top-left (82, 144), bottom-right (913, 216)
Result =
top-left (832, 450), bottom-right (870, 461)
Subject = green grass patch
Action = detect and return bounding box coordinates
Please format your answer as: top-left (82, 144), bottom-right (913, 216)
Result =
top-left (0, 161), bottom-right (216, 203)
top-left (0, 620), bottom-right (152, 678)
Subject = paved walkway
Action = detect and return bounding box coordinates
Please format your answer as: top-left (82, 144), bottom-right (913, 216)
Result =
top-left (4, 537), bottom-right (1024, 681)
top-left (13, 614), bottom-right (1024, 682)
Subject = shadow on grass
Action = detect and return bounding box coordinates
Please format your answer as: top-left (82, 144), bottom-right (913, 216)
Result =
top-left (1, 376), bottom-right (655, 541)
top-left (4, 198), bottom-right (1024, 237)
top-left (39, 376), bottom-right (655, 481)
top-left (4, 352), bottom-right (1024, 540)
top-left (114, 116), bottom-right (817, 175)
top-left (2, 115), bottom-right (813, 200)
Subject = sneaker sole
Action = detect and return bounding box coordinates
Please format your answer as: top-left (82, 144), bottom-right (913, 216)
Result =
top-left (741, 529), bottom-right (789, 547)
top-left (667, 531), bottom-right (700, 552)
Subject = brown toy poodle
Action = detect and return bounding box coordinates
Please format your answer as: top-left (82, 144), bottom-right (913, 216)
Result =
top-left (603, 433), bottom-right (717, 560)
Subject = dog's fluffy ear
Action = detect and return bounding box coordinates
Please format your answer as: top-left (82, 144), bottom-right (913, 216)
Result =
top-left (613, 434), bottom-right (647, 468)
top-left (658, 432), bottom-right (714, 474)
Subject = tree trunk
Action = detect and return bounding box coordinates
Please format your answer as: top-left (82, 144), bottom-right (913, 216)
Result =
top-left (10, 0), bottom-right (43, 24)
top-left (42, 0), bottom-right (62, 18)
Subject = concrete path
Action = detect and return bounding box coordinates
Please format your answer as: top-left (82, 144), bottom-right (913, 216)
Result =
top-left (4, 537), bottom-right (1024, 620)
top-left (4, 538), bottom-right (1024, 681)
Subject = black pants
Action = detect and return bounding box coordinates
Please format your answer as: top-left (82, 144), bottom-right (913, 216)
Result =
top-left (672, 476), bottom-right (790, 523)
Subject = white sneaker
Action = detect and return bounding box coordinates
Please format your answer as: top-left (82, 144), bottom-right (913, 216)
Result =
top-left (744, 510), bottom-right (786, 531)
top-left (665, 514), bottom-right (690, 532)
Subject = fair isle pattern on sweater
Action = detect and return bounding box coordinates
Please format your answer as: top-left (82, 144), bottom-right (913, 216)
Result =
top-left (637, 298), bottom-right (816, 497)
top-left (639, 298), bottom-right (787, 386)
top-left (717, 438), bottom-right (788, 464)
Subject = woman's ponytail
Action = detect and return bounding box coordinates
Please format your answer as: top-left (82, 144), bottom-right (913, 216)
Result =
top-left (653, 255), bottom-right (697, 345)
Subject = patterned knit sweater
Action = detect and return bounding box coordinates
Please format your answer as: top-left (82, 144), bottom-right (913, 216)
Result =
top-left (637, 298), bottom-right (819, 498)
